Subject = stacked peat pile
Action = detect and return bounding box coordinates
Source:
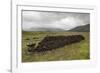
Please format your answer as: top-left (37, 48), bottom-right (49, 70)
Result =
top-left (27, 35), bottom-right (85, 53)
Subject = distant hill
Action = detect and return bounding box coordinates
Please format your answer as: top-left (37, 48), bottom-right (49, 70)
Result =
top-left (23, 27), bottom-right (67, 32)
top-left (23, 24), bottom-right (90, 32)
top-left (68, 24), bottom-right (90, 32)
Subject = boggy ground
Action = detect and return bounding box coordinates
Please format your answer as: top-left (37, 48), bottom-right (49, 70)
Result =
top-left (22, 31), bottom-right (90, 62)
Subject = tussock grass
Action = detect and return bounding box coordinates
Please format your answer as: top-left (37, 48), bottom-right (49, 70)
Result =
top-left (22, 31), bottom-right (90, 62)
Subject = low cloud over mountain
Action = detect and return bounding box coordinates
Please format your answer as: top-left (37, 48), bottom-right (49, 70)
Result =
top-left (22, 10), bottom-right (90, 31)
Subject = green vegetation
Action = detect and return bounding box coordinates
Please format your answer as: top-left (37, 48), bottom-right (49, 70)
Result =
top-left (22, 31), bottom-right (90, 62)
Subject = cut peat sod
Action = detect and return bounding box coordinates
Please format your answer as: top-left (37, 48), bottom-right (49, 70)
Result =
top-left (27, 35), bottom-right (85, 53)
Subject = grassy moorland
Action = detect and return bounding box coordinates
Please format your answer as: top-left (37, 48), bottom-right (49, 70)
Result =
top-left (22, 31), bottom-right (90, 62)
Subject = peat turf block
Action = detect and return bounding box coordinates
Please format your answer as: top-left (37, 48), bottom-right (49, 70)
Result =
top-left (27, 35), bottom-right (85, 53)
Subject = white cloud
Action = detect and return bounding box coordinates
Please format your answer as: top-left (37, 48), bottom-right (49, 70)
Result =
top-left (22, 11), bottom-right (90, 31)
top-left (22, 11), bottom-right (42, 22)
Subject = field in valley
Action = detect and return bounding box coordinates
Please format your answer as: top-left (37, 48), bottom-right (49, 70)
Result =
top-left (22, 31), bottom-right (90, 62)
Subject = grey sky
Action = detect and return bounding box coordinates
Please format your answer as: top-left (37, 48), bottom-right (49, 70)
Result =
top-left (22, 10), bottom-right (90, 31)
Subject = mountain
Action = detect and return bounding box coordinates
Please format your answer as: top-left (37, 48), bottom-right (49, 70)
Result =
top-left (23, 27), bottom-right (67, 32)
top-left (23, 24), bottom-right (90, 32)
top-left (68, 24), bottom-right (90, 32)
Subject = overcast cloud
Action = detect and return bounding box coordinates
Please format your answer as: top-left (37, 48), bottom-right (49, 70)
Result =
top-left (22, 10), bottom-right (90, 31)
